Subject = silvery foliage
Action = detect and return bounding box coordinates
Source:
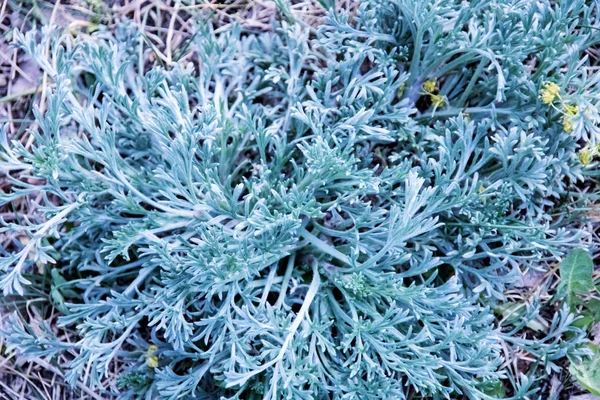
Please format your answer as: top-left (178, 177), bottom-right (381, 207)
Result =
top-left (1, 0), bottom-right (599, 398)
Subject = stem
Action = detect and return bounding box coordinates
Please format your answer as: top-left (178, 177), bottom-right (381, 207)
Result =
top-left (260, 264), bottom-right (278, 307)
top-left (417, 106), bottom-right (514, 120)
top-left (456, 58), bottom-right (486, 108)
top-left (300, 228), bottom-right (353, 267)
top-left (444, 222), bottom-right (543, 230)
top-left (407, 29), bottom-right (423, 90)
top-left (123, 266), bottom-right (155, 297)
top-left (275, 253), bottom-right (296, 309)
top-left (226, 261), bottom-right (321, 387)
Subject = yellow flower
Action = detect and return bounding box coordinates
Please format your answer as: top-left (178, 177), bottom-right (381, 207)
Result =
top-left (431, 94), bottom-right (446, 108)
top-left (563, 103), bottom-right (578, 117)
top-left (563, 119), bottom-right (574, 133)
top-left (422, 79), bottom-right (437, 93)
top-left (397, 82), bottom-right (406, 97)
top-left (579, 148), bottom-right (594, 166)
top-left (146, 345), bottom-right (159, 368)
top-left (562, 104), bottom-right (578, 133)
top-left (540, 82), bottom-right (560, 104)
top-left (477, 185), bottom-right (486, 203)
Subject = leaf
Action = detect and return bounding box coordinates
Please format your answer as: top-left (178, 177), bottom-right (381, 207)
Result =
top-left (557, 249), bottom-right (594, 308)
top-left (572, 299), bottom-right (600, 330)
top-left (570, 344), bottom-right (600, 396)
top-left (480, 379), bottom-right (506, 398)
top-left (495, 302), bottom-right (547, 332)
top-left (586, 299), bottom-right (600, 323)
top-left (572, 314), bottom-right (595, 330)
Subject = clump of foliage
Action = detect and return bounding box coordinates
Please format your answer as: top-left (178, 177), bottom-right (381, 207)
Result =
top-left (2, 0), bottom-right (600, 398)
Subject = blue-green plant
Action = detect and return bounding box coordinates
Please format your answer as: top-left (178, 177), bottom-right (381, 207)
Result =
top-left (1, 0), bottom-right (600, 398)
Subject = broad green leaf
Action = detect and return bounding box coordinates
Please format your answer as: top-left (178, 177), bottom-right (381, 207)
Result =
top-left (572, 299), bottom-right (600, 330)
top-left (586, 298), bottom-right (600, 323)
top-left (480, 379), bottom-right (506, 398)
top-left (570, 344), bottom-right (600, 396)
top-left (572, 315), bottom-right (595, 330)
top-left (557, 249), bottom-right (594, 308)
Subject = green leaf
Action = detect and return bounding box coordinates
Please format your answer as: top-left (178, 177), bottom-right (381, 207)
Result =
top-left (480, 379), bottom-right (506, 398)
top-left (570, 344), bottom-right (600, 396)
top-left (557, 249), bottom-right (594, 308)
top-left (571, 315), bottom-right (595, 330)
top-left (495, 302), bottom-right (547, 332)
top-left (571, 298), bottom-right (600, 329)
top-left (586, 298), bottom-right (600, 323)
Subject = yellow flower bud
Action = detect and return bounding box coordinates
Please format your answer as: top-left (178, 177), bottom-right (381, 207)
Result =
top-left (477, 185), bottom-right (487, 203)
top-left (397, 82), bottom-right (406, 97)
top-left (423, 79), bottom-right (437, 93)
top-left (540, 82), bottom-right (560, 104)
top-left (579, 148), bottom-right (593, 166)
top-left (430, 94), bottom-right (446, 108)
top-left (563, 103), bottom-right (578, 117)
top-left (146, 345), bottom-right (159, 368)
top-left (562, 104), bottom-right (578, 133)
top-left (563, 118), bottom-right (574, 133)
